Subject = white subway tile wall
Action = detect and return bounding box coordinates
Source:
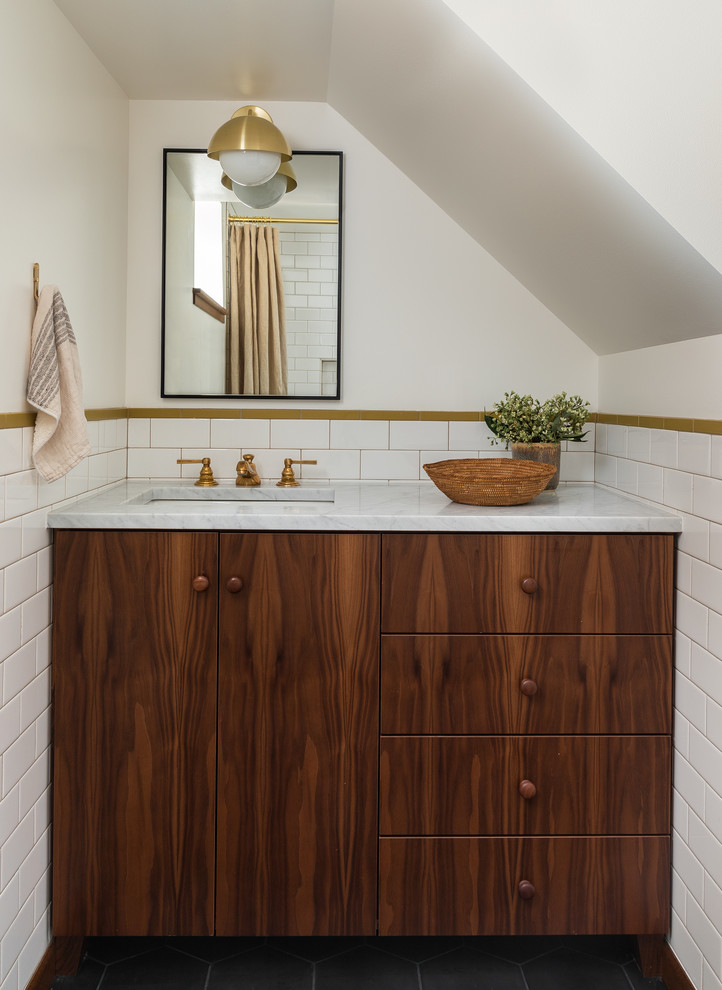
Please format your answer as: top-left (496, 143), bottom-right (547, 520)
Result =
top-left (280, 227), bottom-right (338, 397)
top-left (2, 413), bottom-right (720, 990)
top-left (0, 418), bottom-right (126, 990)
top-left (125, 417), bottom-right (597, 485)
top-left (595, 425), bottom-right (722, 988)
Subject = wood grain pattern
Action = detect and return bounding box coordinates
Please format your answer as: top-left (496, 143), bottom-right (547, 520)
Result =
top-left (381, 635), bottom-right (673, 734)
top-left (378, 836), bottom-right (670, 935)
top-left (379, 735), bottom-right (670, 835)
top-left (381, 534), bottom-right (674, 634)
top-left (52, 530), bottom-right (218, 936)
top-left (216, 533), bottom-right (380, 936)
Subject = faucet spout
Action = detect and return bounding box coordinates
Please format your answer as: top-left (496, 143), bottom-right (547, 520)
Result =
top-left (236, 453), bottom-right (261, 486)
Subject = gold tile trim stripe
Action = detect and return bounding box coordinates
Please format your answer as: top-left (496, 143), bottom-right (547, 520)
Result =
top-left (1, 408), bottom-right (720, 436)
top-left (596, 413), bottom-right (720, 434)
top-left (420, 411), bottom-right (482, 422)
top-left (129, 407), bottom-right (183, 418)
top-left (0, 412), bottom-right (36, 429)
top-left (300, 409), bottom-right (361, 420)
top-left (85, 407), bottom-right (129, 422)
top-left (695, 419), bottom-right (722, 436)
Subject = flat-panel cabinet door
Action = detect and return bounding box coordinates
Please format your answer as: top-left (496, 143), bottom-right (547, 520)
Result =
top-left (52, 530), bottom-right (218, 936)
top-left (217, 533), bottom-right (380, 936)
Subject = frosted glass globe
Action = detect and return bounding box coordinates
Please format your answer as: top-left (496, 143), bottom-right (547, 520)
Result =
top-left (219, 150), bottom-right (281, 186)
top-left (233, 173), bottom-right (287, 209)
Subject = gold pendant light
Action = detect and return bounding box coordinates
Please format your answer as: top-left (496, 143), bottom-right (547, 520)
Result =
top-left (208, 106), bottom-right (291, 186)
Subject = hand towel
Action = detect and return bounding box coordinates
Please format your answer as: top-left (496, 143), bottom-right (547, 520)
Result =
top-left (26, 286), bottom-right (91, 482)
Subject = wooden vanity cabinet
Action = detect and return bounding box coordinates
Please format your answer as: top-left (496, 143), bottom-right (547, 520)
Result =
top-left (378, 532), bottom-right (674, 937)
top-left (52, 530), bottom-right (379, 938)
top-left (53, 527), bottom-right (674, 947)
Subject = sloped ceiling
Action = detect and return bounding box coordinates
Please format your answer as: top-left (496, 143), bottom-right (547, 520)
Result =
top-left (53, 0), bottom-right (722, 355)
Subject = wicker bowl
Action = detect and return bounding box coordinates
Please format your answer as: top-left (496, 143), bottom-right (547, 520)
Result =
top-left (423, 457), bottom-right (557, 506)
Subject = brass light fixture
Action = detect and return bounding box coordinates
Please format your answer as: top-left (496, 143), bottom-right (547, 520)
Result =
top-left (208, 106), bottom-right (291, 187)
top-left (221, 161), bottom-right (297, 210)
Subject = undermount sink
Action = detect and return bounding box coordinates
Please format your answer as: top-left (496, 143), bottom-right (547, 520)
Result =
top-left (129, 485), bottom-right (335, 505)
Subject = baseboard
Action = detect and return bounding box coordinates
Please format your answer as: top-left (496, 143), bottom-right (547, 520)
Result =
top-left (25, 937), bottom-right (86, 990)
top-left (661, 941), bottom-right (696, 990)
top-left (25, 942), bottom-right (55, 990)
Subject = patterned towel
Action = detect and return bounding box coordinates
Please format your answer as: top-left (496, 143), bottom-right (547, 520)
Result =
top-left (26, 286), bottom-right (90, 483)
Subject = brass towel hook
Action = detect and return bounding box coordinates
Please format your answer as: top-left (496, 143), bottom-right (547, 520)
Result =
top-left (33, 263), bottom-right (39, 303)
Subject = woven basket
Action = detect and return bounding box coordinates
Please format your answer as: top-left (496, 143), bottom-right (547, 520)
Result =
top-left (423, 457), bottom-right (557, 506)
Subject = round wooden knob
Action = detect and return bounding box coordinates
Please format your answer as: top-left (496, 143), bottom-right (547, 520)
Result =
top-left (519, 779), bottom-right (537, 800)
top-left (520, 678), bottom-right (538, 696)
top-left (192, 575), bottom-right (209, 592)
top-left (226, 576), bottom-right (243, 594)
top-left (518, 880), bottom-right (536, 900)
top-left (521, 577), bottom-right (538, 595)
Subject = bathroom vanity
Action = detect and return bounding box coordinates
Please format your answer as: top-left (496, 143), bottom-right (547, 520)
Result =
top-left (48, 482), bottom-right (679, 969)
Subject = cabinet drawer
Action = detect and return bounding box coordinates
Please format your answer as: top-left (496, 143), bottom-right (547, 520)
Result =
top-left (381, 635), bottom-right (672, 734)
top-left (379, 736), bottom-right (670, 836)
top-left (381, 534), bottom-right (674, 634)
top-left (378, 836), bottom-right (670, 935)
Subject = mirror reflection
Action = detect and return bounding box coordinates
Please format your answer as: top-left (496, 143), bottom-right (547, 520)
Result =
top-left (161, 150), bottom-right (342, 399)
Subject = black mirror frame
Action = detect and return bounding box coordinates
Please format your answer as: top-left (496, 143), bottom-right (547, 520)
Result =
top-left (161, 148), bottom-right (343, 400)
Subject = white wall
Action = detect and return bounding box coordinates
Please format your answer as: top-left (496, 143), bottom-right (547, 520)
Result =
top-left (442, 0), bottom-right (722, 275)
top-left (599, 336), bottom-right (722, 420)
top-left (0, 3), bottom-right (129, 988)
top-left (126, 100), bottom-right (597, 410)
top-left (0, 0), bottom-right (128, 413)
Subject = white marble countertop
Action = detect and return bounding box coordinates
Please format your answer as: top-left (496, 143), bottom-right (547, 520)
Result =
top-left (46, 481), bottom-right (683, 533)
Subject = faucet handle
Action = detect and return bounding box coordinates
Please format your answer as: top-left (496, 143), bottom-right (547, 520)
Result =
top-left (177, 456), bottom-right (218, 487)
top-left (276, 457), bottom-right (317, 487)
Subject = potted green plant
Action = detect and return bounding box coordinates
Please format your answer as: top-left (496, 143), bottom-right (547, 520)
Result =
top-left (484, 391), bottom-right (590, 490)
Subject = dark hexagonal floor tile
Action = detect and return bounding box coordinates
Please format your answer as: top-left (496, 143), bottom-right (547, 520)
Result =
top-left (267, 935), bottom-right (364, 961)
top-left (208, 945), bottom-right (313, 990)
top-left (368, 935), bottom-right (464, 962)
top-left (464, 935), bottom-right (562, 963)
top-left (523, 947), bottom-right (634, 990)
top-left (421, 946), bottom-right (526, 990)
top-left (85, 937), bottom-right (164, 965)
top-left (316, 945), bottom-right (418, 990)
top-left (163, 935), bottom-right (263, 962)
top-left (557, 934), bottom-right (637, 964)
top-left (102, 945), bottom-right (208, 989)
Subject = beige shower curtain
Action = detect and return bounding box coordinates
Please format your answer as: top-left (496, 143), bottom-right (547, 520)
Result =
top-left (226, 223), bottom-right (288, 395)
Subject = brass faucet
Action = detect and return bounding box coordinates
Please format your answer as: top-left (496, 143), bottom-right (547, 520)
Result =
top-left (177, 456), bottom-right (218, 487)
top-left (236, 453), bottom-right (261, 486)
top-left (276, 457), bottom-right (317, 487)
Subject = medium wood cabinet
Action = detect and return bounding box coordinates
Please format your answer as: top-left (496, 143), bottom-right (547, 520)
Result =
top-left (52, 527), bottom-right (674, 948)
top-left (52, 530), bottom-right (379, 937)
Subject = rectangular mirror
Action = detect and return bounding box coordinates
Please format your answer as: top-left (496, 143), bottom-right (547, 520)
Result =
top-left (161, 150), bottom-right (342, 399)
